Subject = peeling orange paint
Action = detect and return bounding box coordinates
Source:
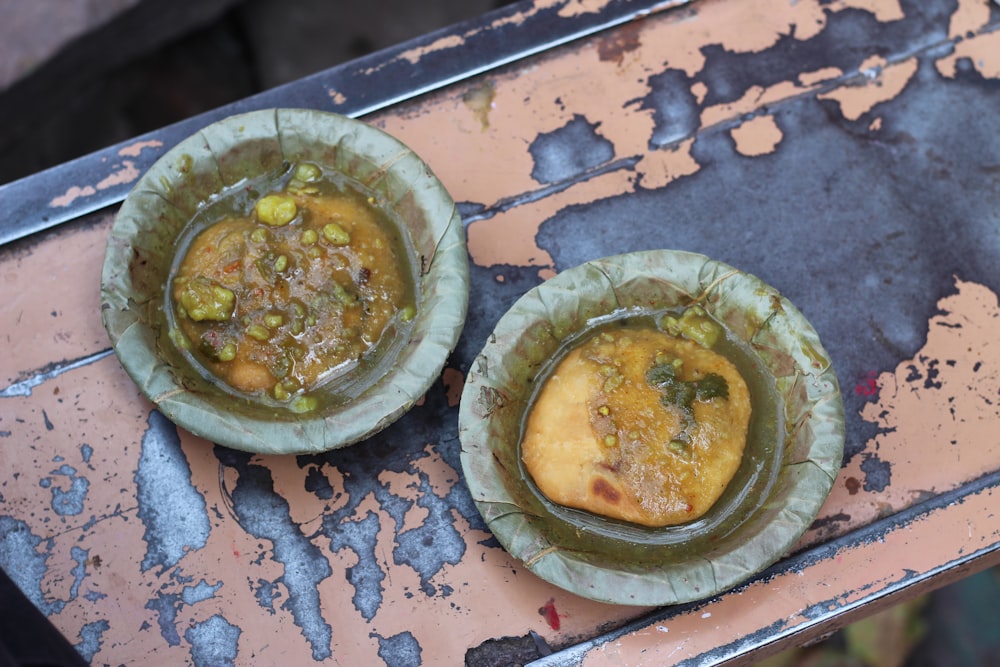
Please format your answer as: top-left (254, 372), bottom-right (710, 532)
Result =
top-left (379, 0), bottom-right (562, 72)
top-left (700, 81), bottom-right (803, 129)
top-left (116, 139), bottom-right (163, 158)
top-left (690, 81), bottom-right (708, 105)
top-left (801, 278), bottom-right (1000, 546)
top-left (945, 0), bottom-right (993, 38)
top-left (935, 30), bottom-right (1000, 80)
top-left (634, 138), bottom-right (700, 190)
top-left (798, 66), bottom-right (845, 87)
top-left (49, 184), bottom-right (97, 208)
top-left (396, 33), bottom-right (466, 65)
top-left (685, 0), bottom-right (827, 55)
top-left (375, 0), bottom-right (942, 275)
top-left (817, 56), bottom-right (918, 121)
top-left (557, 0), bottom-right (615, 19)
top-left (832, 0), bottom-right (906, 22)
top-left (96, 160), bottom-right (141, 189)
top-left (730, 114), bottom-right (783, 156)
top-left (466, 164), bottom-right (641, 271)
top-left (48, 161), bottom-right (141, 207)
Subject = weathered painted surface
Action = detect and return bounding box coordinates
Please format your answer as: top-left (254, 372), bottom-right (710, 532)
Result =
top-left (2, 0), bottom-right (1000, 665)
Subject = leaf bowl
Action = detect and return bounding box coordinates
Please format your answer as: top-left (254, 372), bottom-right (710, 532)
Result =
top-left (101, 108), bottom-right (469, 454)
top-left (458, 250), bottom-right (843, 605)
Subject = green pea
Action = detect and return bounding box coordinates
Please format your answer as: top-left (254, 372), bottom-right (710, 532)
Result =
top-left (300, 229), bottom-right (318, 246)
top-left (294, 163), bottom-right (322, 182)
top-left (178, 277), bottom-right (235, 322)
top-left (661, 305), bottom-right (722, 348)
top-left (264, 313), bottom-right (284, 328)
top-left (399, 305), bottom-right (416, 322)
top-left (255, 194), bottom-right (297, 226)
top-left (218, 343), bottom-right (237, 362)
top-left (250, 227), bottom-right (269, 244)
top-left (603, 434), bottom-right (618, 447)
top-left (273, 255), bottom-right (288, 272)
top-left (247, 324), bottom-right (270, 341)
top-left (273, 383), bottom-right (290, 401)
top-left (322, 222), bottom-right (351, 245)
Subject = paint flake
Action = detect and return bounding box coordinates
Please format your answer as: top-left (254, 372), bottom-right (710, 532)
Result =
top-left (817, 57), bottom-right (918, 121)
top-left (49, 185), bottom-right (97, 208)
top-left (117, 140), bottom-right (163, 158)
top-left (730, 114), bottom-right (784, 156)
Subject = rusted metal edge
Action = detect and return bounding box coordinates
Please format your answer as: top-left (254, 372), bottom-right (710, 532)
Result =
top-left (0, 0), bottom-right (693, 249)
top-left (527, 467), bottom-right (1000, 666)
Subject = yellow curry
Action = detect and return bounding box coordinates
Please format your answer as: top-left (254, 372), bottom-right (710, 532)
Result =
top-left (169, 163), bottom-right (415, 411)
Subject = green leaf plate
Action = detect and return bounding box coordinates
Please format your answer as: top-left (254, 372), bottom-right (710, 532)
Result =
top-left (101, 108), bottom-right (469, 454)
top-left (458, 250), bottom-right (844, 605)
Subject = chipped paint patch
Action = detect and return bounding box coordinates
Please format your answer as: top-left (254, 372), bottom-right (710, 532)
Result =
top-left (557, 0), bottom-right (614, 19)
top-left (466, 166), bottom-right (635, 270)
top-left (96, 160), bottom-right (141, 189)
top-left (216, 448), bottom-right (334, 660)
top-left (834, 0), bottom-right (906, 22)
top-left (398, 34), bottom-right (466, 65)
top-left (117, 140), bottom-right (163, 158)
top-left (798, 66), bottom-right (845, 87)
top-left (697, 0), bottom-right (827, 54)
top-left (690, 81), bottom-right (709, 104)
top-left (730, 114), bottom-right (783, 156)
top-left (0, 516), bottom-right (57, 613)
top-left (946, 0), bottom-right (994, 38)
top-left (185, 614), bottom-right (240, 667)
top-left (42, 461), bottom-right (90, 516)
top-left (48, 161), bottom-right (141, 207)
top-left (700, 81), bottom-right (802, 128)
top-left (135, 411), bottom-right (210, 573)
top-left (76, 619), bottom-right (110, 662)
top-left (935, 30), bottom-right (1000, 80)
top-left (528, 114), bottom-right (615, 184)
top-left (634, 138), bottom-right (699, 190)
top-left (823, 279), bottom-right (1000, 527)
top-left (50, 185), bottom-right (97, 208)
top-left (374, 631), bottom-right (422, 665)
top-left (327, 88), bottom-right (347, 105)
top-left (817, 56), bottom-right (919, 120)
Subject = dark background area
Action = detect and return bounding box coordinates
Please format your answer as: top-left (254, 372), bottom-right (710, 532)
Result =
top-left (0, 0), bottom-right (513, 186)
